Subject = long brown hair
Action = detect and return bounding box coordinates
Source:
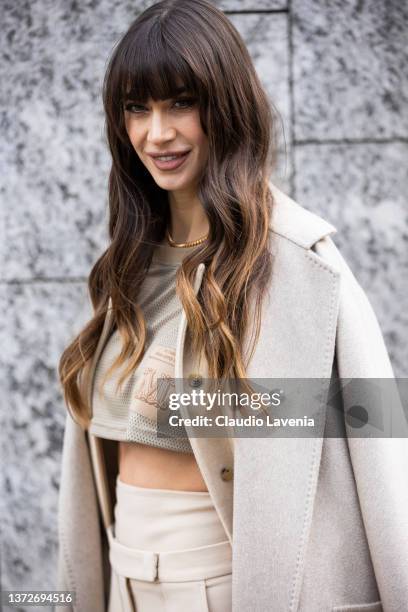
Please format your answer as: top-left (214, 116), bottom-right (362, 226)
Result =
top-left (58, 0), bottom-right (281, 428)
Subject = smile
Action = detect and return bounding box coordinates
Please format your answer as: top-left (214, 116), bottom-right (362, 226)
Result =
top-left (149, 151), bottom-right (191, 171)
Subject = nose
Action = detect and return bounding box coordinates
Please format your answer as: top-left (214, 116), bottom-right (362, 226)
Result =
top-left (147, 109), bottom-right (176, 143)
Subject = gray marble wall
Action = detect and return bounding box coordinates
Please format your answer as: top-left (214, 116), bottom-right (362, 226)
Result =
top-left (1, 0), bottom-right (407, 609)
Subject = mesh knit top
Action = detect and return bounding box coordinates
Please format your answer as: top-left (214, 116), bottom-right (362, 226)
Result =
top-left (88, 238), bottom-right (203, 454)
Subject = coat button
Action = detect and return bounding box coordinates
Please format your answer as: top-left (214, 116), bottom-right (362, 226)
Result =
top-left (220, 466), bottom-right (233, 482)
top-left (188, 372), bottom-right (203, 388)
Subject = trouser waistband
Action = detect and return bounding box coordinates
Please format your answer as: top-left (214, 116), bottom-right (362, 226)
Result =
top-left (107, 524), bottom-right (233, 583)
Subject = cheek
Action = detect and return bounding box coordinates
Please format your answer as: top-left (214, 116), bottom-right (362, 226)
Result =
top-left (124, 118), bottom-right (141, 148)
top-left (184, 112), bottom-right (206, 143)
top-left (126, 126), bottom-right (139, 148)
top-left (196, 131), bottom-right (209, 160)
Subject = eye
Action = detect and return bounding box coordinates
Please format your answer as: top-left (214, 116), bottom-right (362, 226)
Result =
top-left (174, 97), bottom-right (196, 109)
top-left (123, 98), bottom-right (196, 114)
top-left (123, 103), bottom-right (145, 113)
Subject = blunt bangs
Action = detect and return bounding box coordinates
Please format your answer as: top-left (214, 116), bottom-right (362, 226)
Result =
top-left (113, 20), bottom-right (202, 106)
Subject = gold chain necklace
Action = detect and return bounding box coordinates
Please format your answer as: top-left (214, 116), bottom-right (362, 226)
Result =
top-left (166, 228), bottom-right (209, 248)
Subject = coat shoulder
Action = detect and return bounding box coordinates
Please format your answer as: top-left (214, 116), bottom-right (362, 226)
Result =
top-left (268, 181), bottom-right (337, 250)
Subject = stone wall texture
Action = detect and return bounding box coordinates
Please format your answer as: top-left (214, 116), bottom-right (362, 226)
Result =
top-left (1, 1), bottom-right (407, 609)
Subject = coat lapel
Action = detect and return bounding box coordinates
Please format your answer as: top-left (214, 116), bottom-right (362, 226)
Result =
top-left (174, 263), bottom-right (235, 546)
top-left (230, 188), bottom-right (341, 612)
top-left (173, 184), bottom-right (342, 612)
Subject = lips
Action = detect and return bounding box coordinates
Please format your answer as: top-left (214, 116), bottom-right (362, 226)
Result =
top-left (149, 150), bottom-right (191, 171)
top-left (148, 150), bottom-right (191, 158)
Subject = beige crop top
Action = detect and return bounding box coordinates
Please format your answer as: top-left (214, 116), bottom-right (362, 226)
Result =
top-left (88, 239), bottom-right (202, 453)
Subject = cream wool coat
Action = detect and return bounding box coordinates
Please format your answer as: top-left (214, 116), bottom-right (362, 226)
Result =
top-left (56, 183), bottom-right (408, 612)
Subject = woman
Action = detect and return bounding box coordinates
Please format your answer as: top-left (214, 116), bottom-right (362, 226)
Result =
top-left (57, 1), bottom-right (408, 611)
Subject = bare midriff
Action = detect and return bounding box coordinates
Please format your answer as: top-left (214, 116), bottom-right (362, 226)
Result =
top-left (118, 441), bottom-right (208, 492)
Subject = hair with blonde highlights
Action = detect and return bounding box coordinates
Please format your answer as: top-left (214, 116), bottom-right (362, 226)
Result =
top-left (58, 0), bottom-right (282, 428)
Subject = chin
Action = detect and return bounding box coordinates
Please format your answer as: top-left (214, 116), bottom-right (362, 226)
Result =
top-left (153, 174), bottom-right (195, 191)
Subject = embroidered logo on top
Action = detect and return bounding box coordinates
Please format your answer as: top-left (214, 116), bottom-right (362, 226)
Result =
top-left (129, 345), bottom-right (176, 421)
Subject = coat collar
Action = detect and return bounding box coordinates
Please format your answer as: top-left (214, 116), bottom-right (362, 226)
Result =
top-left (268, 181), bottom-right (337, 248)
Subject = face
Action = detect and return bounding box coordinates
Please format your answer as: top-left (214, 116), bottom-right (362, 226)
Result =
top-left (123, 88), bottom-right (209, 197)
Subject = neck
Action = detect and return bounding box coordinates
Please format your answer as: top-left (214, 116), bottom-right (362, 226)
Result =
top-left (167, 188), bottom-right (209, 243)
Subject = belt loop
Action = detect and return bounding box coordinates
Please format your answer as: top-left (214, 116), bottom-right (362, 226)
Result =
top-left (154, 552), bottom-right (159, 581)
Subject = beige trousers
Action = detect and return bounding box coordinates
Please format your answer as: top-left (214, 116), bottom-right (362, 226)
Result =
top-left (107, 476), bottom-right (232, 612)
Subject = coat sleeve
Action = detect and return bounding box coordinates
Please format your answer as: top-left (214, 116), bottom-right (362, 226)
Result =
top-left (313, 235), bottom-right (408, 611)
top-left (56, 535), bottom-right (74, 612)
top-left (56, 412), bottom-right (106, 612)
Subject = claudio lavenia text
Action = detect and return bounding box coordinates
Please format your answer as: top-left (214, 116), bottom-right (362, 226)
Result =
top-left (168, 414), bottom-right (315, 428)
